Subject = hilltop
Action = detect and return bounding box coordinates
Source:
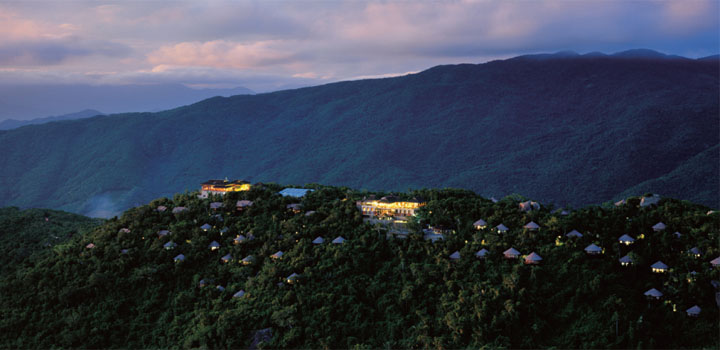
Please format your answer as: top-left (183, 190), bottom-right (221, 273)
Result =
top-left (0, 183), bottom-right (717, 348)
top-left (0, 109), bottom-right (103, 130)
top-left (0, 50), bottom-right (717, 216)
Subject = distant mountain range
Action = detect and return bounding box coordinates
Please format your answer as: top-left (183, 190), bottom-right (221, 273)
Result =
top-left (0, 84), bottom-right (253, 122)
top-left (0, 49), bottom-right (717, 216)
top-left (0, 109), bottom-right (104, 130)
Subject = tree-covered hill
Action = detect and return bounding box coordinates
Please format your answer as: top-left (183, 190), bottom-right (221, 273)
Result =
top-left (0, 207), bottom-right (102, 275)
top-left (0, 184), bottom-right (717, 348)
top-left (0, 50), bottom-right (717, 216)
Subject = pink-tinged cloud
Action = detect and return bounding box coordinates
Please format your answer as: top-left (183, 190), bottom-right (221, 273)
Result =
top-left (147, 40), bottom-right (296, 69)
top-left (0, 0), bottom-right (716, 90)
top-left (0, 9), bottom-right (76, 41)
top-left (662, 0), bottom-right (717, 35)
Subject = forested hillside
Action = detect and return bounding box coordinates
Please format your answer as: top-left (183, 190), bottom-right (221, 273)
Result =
top-left (0, 207), bottom-right (102, 275)
top-left (1, 183), bottom-right (717, 348)
top-left (0, 51), bottom-right (717, 217)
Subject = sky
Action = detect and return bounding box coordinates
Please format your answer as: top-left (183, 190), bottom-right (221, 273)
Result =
top-left (0, 0), bottom-right (718, 92)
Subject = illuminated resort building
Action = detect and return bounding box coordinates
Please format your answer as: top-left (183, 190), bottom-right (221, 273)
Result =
top-left (357, 195), bottom-right (426, 219)
top-left (200, 179), bottom-right (251, 197)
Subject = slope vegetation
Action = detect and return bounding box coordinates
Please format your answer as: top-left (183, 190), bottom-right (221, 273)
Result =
top-left (0, 184), bottom-right (717, 348)
top-left (0, 207), bottom-right (102, 274)
top-left (0, 51), bottom-right (717, 215)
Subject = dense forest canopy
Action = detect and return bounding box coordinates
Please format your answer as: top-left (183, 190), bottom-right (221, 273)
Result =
top-left (0, 207), bottom-right (102, 275)
top-left (0, 183), bottom-right (717, 348)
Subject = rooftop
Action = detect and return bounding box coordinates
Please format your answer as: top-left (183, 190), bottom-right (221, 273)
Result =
top-left (279, 188), bottom-right (314, 198)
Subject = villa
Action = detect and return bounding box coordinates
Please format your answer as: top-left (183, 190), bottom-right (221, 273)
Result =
top-left (566, 230), bottom-right (583, 238)
top-left (618, 234), bottom-right (635, 245)
top-left (523, 221), bottom-right (540, 231)
top-left (473, 219), bottom-right (487, 230)
top-left (619, 254), bottom-right (633, 266)
top-left (644, 288), bottom-right (663, 300)
top-left (525, 252), bottom-right (542, 265)
top-left (584, 244), bottom-right (602, 255)
top-left (651, 261), bottom-right (668, 273)
top-left (504, 247), bottom-right (521, 259)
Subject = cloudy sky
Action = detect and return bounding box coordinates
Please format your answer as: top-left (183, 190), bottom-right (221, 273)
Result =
top-left (1, 0), bottom-right (718, 92)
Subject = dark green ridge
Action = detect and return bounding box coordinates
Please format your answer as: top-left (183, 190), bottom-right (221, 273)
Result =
top-left (0, 207), bottom-right (102, 275)
top-left (0, 52), bottom-right (717, 217)
top-left (0, 184), bottom-right (717, 348)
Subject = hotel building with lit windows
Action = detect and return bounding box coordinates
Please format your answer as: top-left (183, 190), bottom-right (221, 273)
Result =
top-left (357, 195), bottom-right (426, 219)
top-left (200, 179), bottom-right (251, 197)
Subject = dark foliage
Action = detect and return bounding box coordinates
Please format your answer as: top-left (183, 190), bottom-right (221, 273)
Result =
top-left (0, 184), bottom-right (717, 348)
top-left (0, 207), bottom-right (101, 275)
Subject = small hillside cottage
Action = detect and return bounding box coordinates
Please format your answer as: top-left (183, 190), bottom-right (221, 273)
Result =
top-left (618, 234), bottom-right (635, 245)
top-left (686, 305), bottom-right (701, 317)
top-left (172, 207), bottom-right (187, 214)
top-left (475, 248), bottom-right (489, 259)
top-left (644, 288), bottom-right (663, 300)
top-left (566, 230), bottom-right (583, 238)
top-left (524, 252), bottom-right (542, 265)
top-left (241, 255), bottom-right (255, 265)
top-left (523, 221), bottom-right (540, 231)
top-left (689, 247), bottom-right (702, 258)
top-left (651, 261), bottom-right (668, 273)
top-left (619, 254), bottom-right (633, 266)
top-left (519, 201), bottom-right (540, 212)
top-left (236, 200), bottom-right (254, 210)
top-left (234, 235), bottom-right (247, 245)
top-left (652, 222), bottom-right (666, 232)
top-left (286, 273), bottom-right (300, 284)
top-left (473, 219), bottom-right (487, 230)
top-left (640, 195), bottom-right (660, 207)
top-left (503, 247), bottom-right (521, 259)
top-left (584, 244), bottom-right (602, 255)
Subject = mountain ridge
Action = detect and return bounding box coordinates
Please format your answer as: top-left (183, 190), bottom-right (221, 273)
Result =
top-left (0, 51), bottom-right (717, 216)
top-left (0, 84), bottom-right (254, 122)
top-left (0, 109), bottom-right (104, 130)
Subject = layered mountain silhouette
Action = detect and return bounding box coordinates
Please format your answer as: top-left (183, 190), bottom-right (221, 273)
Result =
top-left (0, 50), bottom-right (717, 216)
top-left (0, 109), bottom-right (104, 130)
top-left (0, 84), bottom-right (254, 122)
